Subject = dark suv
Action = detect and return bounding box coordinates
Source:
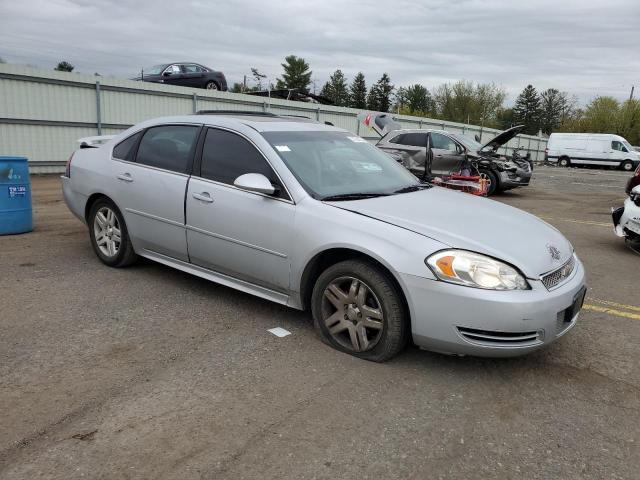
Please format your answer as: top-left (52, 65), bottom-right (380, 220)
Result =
top-left (136, 63), bottom-right (227, 91)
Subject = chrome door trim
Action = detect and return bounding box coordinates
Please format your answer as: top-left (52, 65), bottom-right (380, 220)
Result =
top-left (185, 224), bottom-right (288, 258)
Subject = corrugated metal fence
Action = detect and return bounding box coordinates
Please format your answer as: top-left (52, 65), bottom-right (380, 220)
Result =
top-left (0, 64), bottom-right (548, 173)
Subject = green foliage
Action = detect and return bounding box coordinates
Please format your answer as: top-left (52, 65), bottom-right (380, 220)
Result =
top-left (433, 80), bottom-right (505, 126)
top-left (395, 84), bottom-right (434, 115)
top-left (495, 107), bottom-right (515, 130)
top-left (349, 72), bottom-right (367, 109)
top-left (276, 55), bottom-right (312, 93)
top-left (230, 83), bottom-right (244, 93)
top-left (367, 73), bottom-right (394, 112)
top-left (560, 97), bottom-right (640, 145)
top-left (55, 61), bottom-right (74, 72)
top-left (539, 88), bottom-right (571, 135)
top-left (319, 69), bottom-right (349, 106)
top-left (513, 85), bottom-right (541, 134)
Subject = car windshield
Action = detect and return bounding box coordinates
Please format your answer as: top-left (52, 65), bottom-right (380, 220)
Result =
top-left (262, 131), bottom-right (421, 199)
top-left (622, 140), bottom-right (634, 151)
top-left (144, 65), bottom-right (165, 75)
top-left (450, 133), bottom-right (483, 152)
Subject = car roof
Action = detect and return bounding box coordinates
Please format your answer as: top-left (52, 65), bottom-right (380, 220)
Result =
top-left (139, 114), bottom-right (345, 133)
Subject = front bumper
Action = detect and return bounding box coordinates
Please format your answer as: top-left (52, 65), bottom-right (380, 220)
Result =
top-left (499, 167), bottom-right (532, 188)
top-left (401, 258), bottom-right (586, 357)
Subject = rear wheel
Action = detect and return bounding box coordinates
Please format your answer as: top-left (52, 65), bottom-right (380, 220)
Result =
top-left (311, 260), bottom-right (409, 362)
top-left (479, 169), bottom-right (498, 196)
top-left (621, 160), bottom-right (634, 172)
top-left (88, 199), bottom-right (137, 267)
top-left (205, 81), bottom-right (219, 90)
top-left (558, 156), bottom-right (570, 167)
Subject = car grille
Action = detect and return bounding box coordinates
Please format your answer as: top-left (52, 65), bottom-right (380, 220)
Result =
top-left (457, 326), bottom-right (542, 347)
top-left (541, 256), bottom-right (575, 291)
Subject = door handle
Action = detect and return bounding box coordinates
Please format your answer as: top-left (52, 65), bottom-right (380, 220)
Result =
top-left (192, 192), bottom-right (214, 203)
top-left (117, 173), bottom-right (133, 182)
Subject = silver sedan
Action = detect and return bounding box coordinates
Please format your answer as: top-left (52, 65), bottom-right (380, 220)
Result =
top-left (62, 113), bottom-right (586, 361)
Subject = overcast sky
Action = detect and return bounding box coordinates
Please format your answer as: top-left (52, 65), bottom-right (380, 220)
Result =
top-left (1, 0), bottom-right (638, 105)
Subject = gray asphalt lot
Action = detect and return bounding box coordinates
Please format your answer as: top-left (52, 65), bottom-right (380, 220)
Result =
top-left (1, 165), bottom-right (638, 479)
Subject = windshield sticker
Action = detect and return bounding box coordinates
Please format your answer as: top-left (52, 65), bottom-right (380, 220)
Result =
top-left (353, 162), bottom-right (383, 172)
top-left (347, 136), bottom-right (367, 143)
top-left (275, 145), bottom-right (291, 152)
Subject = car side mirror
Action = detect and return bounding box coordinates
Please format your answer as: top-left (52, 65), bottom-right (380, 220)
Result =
top-left (163, 71), bottom-right (172, 77)
top-left (233, 173), bottom-right (275, 196)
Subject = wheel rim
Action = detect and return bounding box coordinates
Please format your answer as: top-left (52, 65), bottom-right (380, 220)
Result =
top-left (93, 207), bottom-right (121, 257)
top-left (623, 162), bottom-right (633, 171)
top-left (206, 82), bottom-right (218, 90)
top-left (560, 159), bottom-right (568, 167)
top-left (321, 276), bottom-right (384, 352)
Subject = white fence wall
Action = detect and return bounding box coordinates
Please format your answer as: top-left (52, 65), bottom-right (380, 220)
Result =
top-left (0, 64), bottom-right (548, 173)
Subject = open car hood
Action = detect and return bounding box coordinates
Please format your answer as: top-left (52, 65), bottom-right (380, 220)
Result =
top-left (357, 112), bottom-right (402, 137)
top-left (480, 125), bottom-right (525, 152)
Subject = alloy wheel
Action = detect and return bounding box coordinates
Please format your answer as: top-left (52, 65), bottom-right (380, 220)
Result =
top-left (321, 276), bottom-right (384, 352)
top-left (93, 207), bottom-right (121, 257)
top-left (206, 82), bottom-right (218, 90)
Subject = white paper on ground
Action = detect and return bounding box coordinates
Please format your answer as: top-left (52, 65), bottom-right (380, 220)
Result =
top-left (267, 327), bottom-right (291, 337)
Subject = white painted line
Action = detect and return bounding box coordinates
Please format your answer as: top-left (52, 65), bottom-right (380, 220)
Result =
top-left (268, 327), bottom-right (291, 338)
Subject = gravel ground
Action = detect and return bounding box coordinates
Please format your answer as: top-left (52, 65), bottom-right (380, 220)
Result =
top-left (1, 166), bottom-right (638, 479)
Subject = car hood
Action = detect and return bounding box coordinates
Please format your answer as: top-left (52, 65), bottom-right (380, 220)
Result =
top-left (480, 125), bottom-right (525, 152)
top-left (329, 187), bottom-right (573, 278)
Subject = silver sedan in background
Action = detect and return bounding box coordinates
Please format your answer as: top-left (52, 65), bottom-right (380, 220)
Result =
top-left (62, 113), bottom-right (586, 361)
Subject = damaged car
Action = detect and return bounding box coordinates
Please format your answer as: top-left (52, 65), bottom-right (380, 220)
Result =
top-left (363, 113), bottom-right (532, 196)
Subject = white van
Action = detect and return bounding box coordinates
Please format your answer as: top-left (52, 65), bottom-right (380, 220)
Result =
top-left (546, 133), bottom-right (640, 171)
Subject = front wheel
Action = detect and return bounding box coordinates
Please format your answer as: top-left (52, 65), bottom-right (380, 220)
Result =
top-left (88, 199), bottom-right (137, 267)
top-left (621, 160), bottom-right (634, 172)
top-left (479, 169), bottom-right (498, 196)
top-left (311, 260), bottom-right (409, 362)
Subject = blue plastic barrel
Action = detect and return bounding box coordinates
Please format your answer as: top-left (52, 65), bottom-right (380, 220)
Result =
top-left (0, 157), bottom-right (33, 235)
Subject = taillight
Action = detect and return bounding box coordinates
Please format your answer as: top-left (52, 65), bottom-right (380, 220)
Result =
top-left (65, 152), bottom-right (74, 177)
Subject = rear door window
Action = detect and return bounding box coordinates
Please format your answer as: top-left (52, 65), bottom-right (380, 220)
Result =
top-left (135, 125), bottom-right (199, 174)
top-left (398, 133), bottom-right (427, 147)
top-left (199, 128), bottom-right (288, 199)
top-left (113, 132), bottom-right (142, 161)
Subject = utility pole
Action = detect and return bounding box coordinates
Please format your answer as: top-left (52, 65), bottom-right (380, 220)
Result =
top-left (630, 85), bottom-right (635, 101)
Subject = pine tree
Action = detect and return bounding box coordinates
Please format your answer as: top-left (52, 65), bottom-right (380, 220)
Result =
top-left (367, 73), bottom-right (394, 112)
top-left (403, 84), bottom-right (433, 114)
top-left (275, 55), bottom-right (312, 93)
top-left (319, 69), bottom-right (349, 106)
top-left (349, 72), bottom-right (367, 109)
top-left (513, 85), bottom-right (541, 135)
top-left (539, 88), bottom-right (568, 135)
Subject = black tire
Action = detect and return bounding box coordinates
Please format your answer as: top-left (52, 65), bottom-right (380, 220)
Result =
top-left (88, 198), bottom-right (137, 267)
top-left (311, 260), bottom-right (409, 362)
top-left (558, 156), bottom-right (570, 168)
top-left (621, 160), bottom-right (634, 172)
top-left (205, 81), bottom-right (219, 91)
top-left (479, 169), bottom-right (499, 196)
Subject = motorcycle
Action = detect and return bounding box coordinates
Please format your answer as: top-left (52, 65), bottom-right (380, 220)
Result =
top-left (612, 185), bottom-right (640, 254)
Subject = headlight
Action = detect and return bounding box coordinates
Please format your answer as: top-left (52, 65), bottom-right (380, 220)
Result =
top-left (426, 250), bottom-right (529, 290)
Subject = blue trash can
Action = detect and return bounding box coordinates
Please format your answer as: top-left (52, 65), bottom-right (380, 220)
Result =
top-left (0, 156), bottom-right (33, 235)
